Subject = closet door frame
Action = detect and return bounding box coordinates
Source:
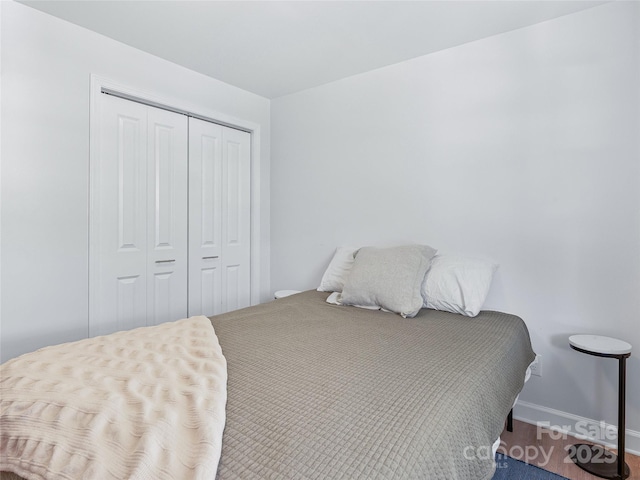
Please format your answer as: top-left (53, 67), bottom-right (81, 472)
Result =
top-left (89, 75), bottom-right (263, 330)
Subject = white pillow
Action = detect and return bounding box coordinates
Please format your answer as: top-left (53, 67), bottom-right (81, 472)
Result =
top-left (341, 245), bottom-right (437, 318)
top-left (317, 246), bottom-right (359, 292)
top-left (325, 291), bottom-right (381, 311)
top-left (422, 254), bottom-right (498, 317)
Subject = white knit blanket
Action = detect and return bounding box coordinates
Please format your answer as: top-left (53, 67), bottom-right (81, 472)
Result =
top-left (0, 316), bottom-right (227, 480)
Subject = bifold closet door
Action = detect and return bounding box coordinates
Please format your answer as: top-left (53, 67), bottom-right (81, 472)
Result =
top-left (188, 118), bottom-right (251, 316)
top-left (90, 94), bottom-right (188, 337)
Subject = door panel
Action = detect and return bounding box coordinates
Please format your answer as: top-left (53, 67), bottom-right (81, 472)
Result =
top-left (147, 108), bottom-right (188, 326)
top-left (221, 128), bottom-right (251, 311)
top-left (115, 275), bottom-right (146, 332)
top-left (188, 118), bottom-right (223, 316)
top-left (224, 265), bottom-right (241, 312)
top-left (188, 119), bottom-right (250, 316)
top-left (151, 271), bottom-right (172, 324)
top-left (93, 95), bottom-right (148, 336)
top-left (200, 133), bottom-right (222, 249)
top-left (117, 116), bottom-right (145, 252)
top-left (152, 125), bottom-right (174, 247)
top-left (200, 266), bottom-right (221, 316)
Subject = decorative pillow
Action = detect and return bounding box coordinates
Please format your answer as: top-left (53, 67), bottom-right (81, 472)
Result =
top-left (317, 246), bottom-right (359, 292)
top-left (421, 254), bottom-right (498, 317)
top-left (341, 245), bottom-right (437, 318)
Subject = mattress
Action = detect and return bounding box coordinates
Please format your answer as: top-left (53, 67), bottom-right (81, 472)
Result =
top-left (211, 290), bottom-right (535, 480)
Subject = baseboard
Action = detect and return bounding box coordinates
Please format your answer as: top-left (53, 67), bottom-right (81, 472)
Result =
top-left (514, 400), bottom-right (640, 456)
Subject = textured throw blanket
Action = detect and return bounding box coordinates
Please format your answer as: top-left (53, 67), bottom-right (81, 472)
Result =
top-left (0, 316), bottom-right (227, 480)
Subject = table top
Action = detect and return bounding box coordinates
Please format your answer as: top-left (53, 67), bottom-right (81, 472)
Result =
top-left (569, 334), bottom-right (632, 355)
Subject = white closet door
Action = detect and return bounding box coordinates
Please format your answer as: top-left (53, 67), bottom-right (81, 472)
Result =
top-left (221, 127), bottom-right (251, 312)
top-left (188, 118), bottom-right (251, 316)
top-left (90, 94), bottom-right (188, 336)
top-left (92, 95), bottom-right (148, 336)
top-left (188, 118), bottom-right (223, 316)
top-left (146, 107), bottom-right (188, 326)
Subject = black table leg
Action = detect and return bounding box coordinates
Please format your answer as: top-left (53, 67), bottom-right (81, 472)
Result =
top-left (617, 355), bottom-right (627, 480)
top-left (569, 355), bottom-right (630, 480)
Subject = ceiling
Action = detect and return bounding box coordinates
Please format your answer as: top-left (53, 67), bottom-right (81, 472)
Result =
top-left (21, 0), bottom-right (606, 99)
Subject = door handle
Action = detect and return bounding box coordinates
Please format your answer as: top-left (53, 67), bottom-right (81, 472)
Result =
top-left (155, 259), bottom-right (176, 263)
top-left (202, 256), bottom-right (219, 260)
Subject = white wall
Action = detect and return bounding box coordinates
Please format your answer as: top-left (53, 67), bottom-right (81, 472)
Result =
top-left (272, 1), bottom-right (640, 444)
top-left (0, 0), bottom-right (271, 361)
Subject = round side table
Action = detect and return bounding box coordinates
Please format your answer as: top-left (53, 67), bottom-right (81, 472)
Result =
top-left (568, 334), bottom-right (632, 480)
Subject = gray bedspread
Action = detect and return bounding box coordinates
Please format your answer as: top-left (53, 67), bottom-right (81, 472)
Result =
top-left (211, 290), bottom-right (535, 480)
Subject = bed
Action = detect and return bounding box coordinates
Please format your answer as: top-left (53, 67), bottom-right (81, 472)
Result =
top-left (1, 258), bottom-right (535, 480)
top-left (211, 290), bottom-right (535, 480)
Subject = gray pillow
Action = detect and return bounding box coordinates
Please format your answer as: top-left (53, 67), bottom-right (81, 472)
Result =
top-left (341, 245), bottom-right (437, 317)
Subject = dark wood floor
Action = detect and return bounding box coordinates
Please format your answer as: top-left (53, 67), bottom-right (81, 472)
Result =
top-left (500, 419), bottom-right (640, 480)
